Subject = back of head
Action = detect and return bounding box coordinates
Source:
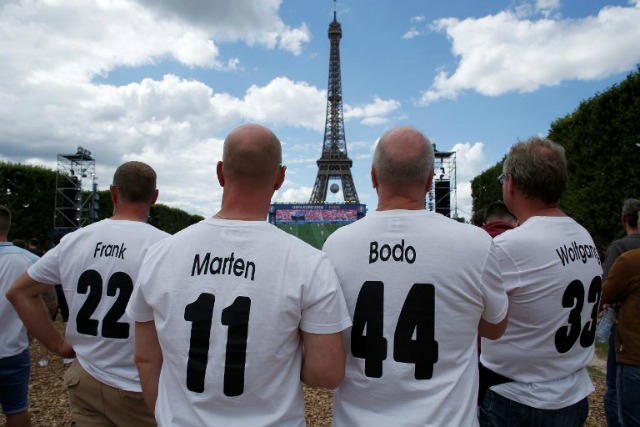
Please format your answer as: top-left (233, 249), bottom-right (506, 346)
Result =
top-left (29, 237), bottom-right (39, 247)
top-left (0, 205), bottom-right (11, 237)
top-left (222, 124), bottom-right (282, 186)
top-left (484, 201), bottom-right (516, 224)
top-left (112, 161), bottom-right (157, 203)
top-left (621, 198), bottom-right (640, 229)
top-left (373, 126), bottom-right (434, 189)
top-left (503, 136), bottom-right (567, 204)
top-left (471, 208), bottom-right (486, 227)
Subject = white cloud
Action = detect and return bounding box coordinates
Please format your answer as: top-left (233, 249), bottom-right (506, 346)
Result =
top-left (277, 187), bottom-right (312, 203)
top-left (420, 3), bottom-right (640, 104)
top-left (403, 29), bottom-right (421, 40)
top-left (447, 142), bottom-right (488, 219)
top-left (344, 97), bottom-right (401, 125)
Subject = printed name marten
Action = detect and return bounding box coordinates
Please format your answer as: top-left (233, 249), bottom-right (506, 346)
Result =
top-left (94, 242), bottom-right (127, 259)
top-left (191, 252), bottom-right (256, 281)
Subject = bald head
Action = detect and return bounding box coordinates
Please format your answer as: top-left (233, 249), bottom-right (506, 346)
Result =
top-left (373, 126), bottom-right (434, 188)
top-left (222, 124), bottom-right (282, 184)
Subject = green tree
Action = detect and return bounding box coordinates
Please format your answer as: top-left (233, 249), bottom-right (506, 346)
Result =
top-left (550, 66), bottom-right (640, 249)
top-left (0, 162), bottom-right (57, 245)
top-left (470, 158), bottom-right (505, 215)
top-left (0, 162), bottom-right (204, 241)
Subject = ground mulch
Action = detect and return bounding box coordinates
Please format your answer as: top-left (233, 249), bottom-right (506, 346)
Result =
top-left (2, 319), bottom-right (608, 426)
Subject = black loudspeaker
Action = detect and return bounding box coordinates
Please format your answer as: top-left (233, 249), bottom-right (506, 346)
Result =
top-left (435, 180), bottom-right (450, 217)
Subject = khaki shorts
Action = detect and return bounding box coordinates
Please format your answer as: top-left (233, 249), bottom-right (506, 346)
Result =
top-left (63, 360), bottom-right (156, 427)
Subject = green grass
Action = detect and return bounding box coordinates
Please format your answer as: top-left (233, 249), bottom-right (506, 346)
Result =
top-left (276, 222), bottom-right (350, 249)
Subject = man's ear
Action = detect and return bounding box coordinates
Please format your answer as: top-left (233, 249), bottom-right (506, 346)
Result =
top-left (426, 167), bottom-right (434, 193)
top-left (371, 165), bottom-right (378, 189)
top-left (110, 185), bottom-right (118, 205)
top-left (216, 161), bottom-right (225, 187)
top-left (150, 189), bottom-right (159, 206)
top-left (274, 165), bottom-right (286, 191)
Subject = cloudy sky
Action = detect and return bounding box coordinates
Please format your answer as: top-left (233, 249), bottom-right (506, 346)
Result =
top-left (1, 0), bottom-right (639, 219)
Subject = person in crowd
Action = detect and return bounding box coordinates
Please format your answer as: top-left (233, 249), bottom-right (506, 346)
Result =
top-left (471, 208), bottom-right (487, 227)
top-left (0, 205), bottom-right (39, 427)
top-left (322, 125), bottom-right (509, 426)
top-left (127, 123), bottom-right (350, 426)
top-left (479, 137), bottom-right (603, 426)
top-left (601, 198), bottom-right (640, 427)
top-left (482, 200), bottom-right (517, 237)
top-left (601, 225), bottom-right (640, 427)
top-left (7, 161), bottom-right (168, 427)
top-left (27, 238), bottom-right (43, 257)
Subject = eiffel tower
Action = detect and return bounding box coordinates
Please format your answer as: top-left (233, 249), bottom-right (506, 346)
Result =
top-left (309, 4), bottom-right (359, 204)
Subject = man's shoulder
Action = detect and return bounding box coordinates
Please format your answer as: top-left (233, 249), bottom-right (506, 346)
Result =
top-left (0, 244), bottom-right (39, 264)
top-left (619, 247), bottom-right (640, 262)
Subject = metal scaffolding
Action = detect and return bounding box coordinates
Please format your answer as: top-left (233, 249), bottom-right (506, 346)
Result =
top-left (54, 147), bottom-right (97, 230)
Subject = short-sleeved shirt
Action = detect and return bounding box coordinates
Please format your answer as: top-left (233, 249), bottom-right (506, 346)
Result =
top-left (0, 243), bottom-right (39, 359)
top-left (481, 216), bottom-right (602, 409)
top-left (28, 219), bottom-right (168, 391)
top-left (126, 218), bottom-right (351, 427)
top-left (322, 209), bottom-right (508, 427)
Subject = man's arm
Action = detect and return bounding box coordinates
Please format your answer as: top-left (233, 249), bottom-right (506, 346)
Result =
top-left (134, 320), bottom-right (162, 413)
top-left (479, 312), bottom-right (509, 340)
top-left (300, 331), bottom-right (345, 389)
top-left (6, 272), bottom-right (74, 357)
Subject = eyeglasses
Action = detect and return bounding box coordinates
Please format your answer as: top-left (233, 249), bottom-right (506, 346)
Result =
top-left (497, 173), bottom-right (505, 185)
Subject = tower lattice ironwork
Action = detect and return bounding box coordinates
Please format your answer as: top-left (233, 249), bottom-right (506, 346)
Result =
top-left (309, 8), bottom-right (359, 204)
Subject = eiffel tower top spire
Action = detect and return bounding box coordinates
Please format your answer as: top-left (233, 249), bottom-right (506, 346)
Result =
top-left (309, 3), bottom-right (359, 203)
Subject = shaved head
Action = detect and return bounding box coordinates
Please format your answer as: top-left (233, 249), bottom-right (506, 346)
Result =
top-left (222, 123), bottom-right (282, 184)
top-left (373, 126), bottom-right (434, 187)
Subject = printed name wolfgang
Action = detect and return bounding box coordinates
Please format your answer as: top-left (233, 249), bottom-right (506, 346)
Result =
top-left (555, 241), bottom-right (600, 266)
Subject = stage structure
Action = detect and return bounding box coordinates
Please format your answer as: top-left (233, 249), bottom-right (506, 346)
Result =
top-left (309, 5), bottom-right (359, 204)
top-left (429, 145), bottom-right (457, 218)
top-left (54, 146), bottom-right (98, 231)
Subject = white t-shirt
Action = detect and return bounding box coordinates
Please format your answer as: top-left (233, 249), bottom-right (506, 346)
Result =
top-left (480, 216), bottom-right (602, 409)
top-left (0, 243), bottom-right (39, 359)
top-left (28, 219), bottom-right (168, 391)
top-left (126, 218), bottom-right (351, 427)
top-left (322, 210), bottom-right (508, 427)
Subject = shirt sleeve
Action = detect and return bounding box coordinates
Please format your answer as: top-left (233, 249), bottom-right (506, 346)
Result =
top-left (125, 259), bottom-right (155, 322)
top-left (480, 241), bottom-right (509, 324)
top-left (26, 245), bottom-right (62, 285)
top-left (299, 254), bottom-right (352, 334)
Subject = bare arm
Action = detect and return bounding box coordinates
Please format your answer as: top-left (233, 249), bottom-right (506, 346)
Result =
top-left (134, 320), bottom-right (162, 413)
top-left (479, 311), bottom-right (509, 340)
top-left (6, 272), bottom-right (74, 357)
top-left (300, 331), bottom-right (345, 389)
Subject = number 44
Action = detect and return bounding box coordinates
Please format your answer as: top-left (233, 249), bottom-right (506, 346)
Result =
top-left (351, 281), bottom-right (439, 380)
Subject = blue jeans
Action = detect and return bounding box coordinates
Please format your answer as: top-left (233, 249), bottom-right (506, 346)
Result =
top-left (0, 348), bottom-right (30, 415)
top-left (616, 364), bottom-right (640, 427)
top-left (479, 389), bottom-right (588, 427)
top-left (606, 326), bottom-right (622, 427)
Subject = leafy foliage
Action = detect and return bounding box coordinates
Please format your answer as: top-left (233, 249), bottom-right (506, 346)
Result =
top-left (470, 66), bottom-right (640, 247)
top-left (550, 66), bottom-right (640, 249)
top-left (470, 158), bottom-right (505, 215)
top-left (0, 162), bottom-right (203, 247)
